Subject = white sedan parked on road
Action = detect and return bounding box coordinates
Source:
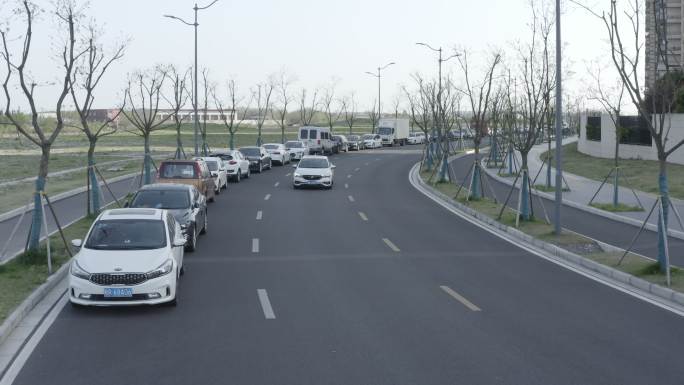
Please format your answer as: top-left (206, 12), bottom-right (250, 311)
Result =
top-left (362, 134), bottom-right (382, 149)
top-left (211, 150), bottom-right (250, 182)
top-left (292, 155), bottom-right (336, 189)
top-left (285, 140), bottom-right (309, 160)
top-left (197, 156), bottom-right (227, 193)
top-left (408, 132), bottom-right (426, 144)
top-left (69, 208), bottom-right (185, 307)
top-left (264, 143), bottom-right (290, 165)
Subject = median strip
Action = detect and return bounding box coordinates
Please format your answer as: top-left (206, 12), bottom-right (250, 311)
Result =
top-left (382, 238), bottom-right (400, 252)
top-left (257, 289), bottom-right (276, 319)
top-left (252, 238), bottom-right (259, 253)
top-left (440, 286), bottom-right (482, 312)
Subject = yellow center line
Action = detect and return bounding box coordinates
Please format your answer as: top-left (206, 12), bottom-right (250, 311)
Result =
top-left (440, 285), bottom-right (482, 312)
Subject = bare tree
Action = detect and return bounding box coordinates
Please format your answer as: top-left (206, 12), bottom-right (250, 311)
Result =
top-left (253, 80), bottom-right (274, 146)
top-left (121, 67), bottom-right (173, 185)
top-left (392, 94), bottom-right (401, 119)
top-left (586, 60), bottom-right (626, 207)
top-left (368, 100), bottom-right (379, 133)
top-left (1, 1), bottom-right (79, 251)
top-left (342, 93), bottom-right (357, 135)
top-left (456, 48), bottom-right (502, 198)
top-left (271, 72), bottom-right (294, 143)
top-left (500, 1), bottom-right (555, 222)
top-left (69, 23), bottom-right (126, 215)
top-left (321, 84), bottom-right (343, 134)
top-left (575, 0), bottom-right (684, 271)
top-left (405, 75), bottom-right (435, 169)
top-left (298, 88), bottom-right (318, 126)
top-left (164, 65), bottom-right (191, 159)
top-left (214, 79), bottom-right (252, 150)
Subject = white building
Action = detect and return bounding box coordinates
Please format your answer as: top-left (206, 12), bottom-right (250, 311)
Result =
top-left (578, 113), bottom-right (684, 165)
top-left (645, 0), bottom-right (684, 88)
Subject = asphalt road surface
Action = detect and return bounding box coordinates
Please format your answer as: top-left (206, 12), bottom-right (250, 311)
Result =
top-left (9, 148), bottom-right (684, 385)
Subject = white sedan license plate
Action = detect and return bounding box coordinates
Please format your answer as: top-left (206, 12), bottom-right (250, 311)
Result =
top-left (104, 288), bottom-right (133, 298)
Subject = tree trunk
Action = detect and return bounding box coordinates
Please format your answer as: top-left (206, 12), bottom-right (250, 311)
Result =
top-left (281, 125), bottom-right (285, 144)
top-left (229, 131), bottom-right (235, 150)
top-left (657, 157), bottom-right (670, 272)
top-left (257, 124), bottom-right (263, 146)
top-left (143, 134), bottom-right (152, 185)
top-left (546, 133), bottom-right (552, 188)
top-left (520, 152), bottom-right (530, 220)
top-left (87, 139), bottom-right (101, 215)
top-left (613, 126), bottom-right (620, 207)
top-left (28, 146), bottom-right (50, 252)
top-left (175, 123), bottom-right (184, 159)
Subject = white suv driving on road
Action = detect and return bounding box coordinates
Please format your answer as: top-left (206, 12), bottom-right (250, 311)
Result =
top-left (69, 208), bottom-right (185, 307)
top-left (292, 155), bottom-right (336, 189)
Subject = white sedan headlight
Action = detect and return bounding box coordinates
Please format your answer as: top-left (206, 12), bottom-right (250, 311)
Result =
top-left (70, 260), bottom-right (91, 280)
top-left (294, 172), bottom-right (302, 178)
top-left (146, 259), bottom-right (174, 280)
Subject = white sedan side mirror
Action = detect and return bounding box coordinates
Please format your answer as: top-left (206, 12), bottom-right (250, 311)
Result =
top-left (173, 238), bottom-right (187, 248)
top-left (71, 239), bottom-right (82, 248)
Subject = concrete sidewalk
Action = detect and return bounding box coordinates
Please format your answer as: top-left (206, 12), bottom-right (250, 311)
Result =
top-left (488, 137), bottom-right (684, 236)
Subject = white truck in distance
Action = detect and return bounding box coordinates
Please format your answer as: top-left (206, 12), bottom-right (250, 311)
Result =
top-left (377, 118), bottom-right (410, 146)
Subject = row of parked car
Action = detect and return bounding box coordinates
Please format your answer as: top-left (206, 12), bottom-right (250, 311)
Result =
top-left (67, 142), bottom-right (315, 308)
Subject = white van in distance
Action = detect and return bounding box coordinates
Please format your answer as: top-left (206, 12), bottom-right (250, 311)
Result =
top-left (298, 126), bottom-right (333, 155)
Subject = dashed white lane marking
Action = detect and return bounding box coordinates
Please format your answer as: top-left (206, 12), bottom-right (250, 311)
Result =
top-left (257, 289), bottom-right (276, 319)
top-left (264, 194), bottom-right (271, 201)
top-left (440, 286), bottom-right (482, 312)
top-left (365, 162), bottom-right (370, 166)
top-left (344, 183), bottom-right (349, 189)
top-left (382, 238), bottom-right (400, 252)
top-left (358, 212), bottom-right (368, 221)
top-left (286, 173), bottom-right (291, 177)
top-left (354, 167), bottom-right (360, 172)
top-left (252, 238), bottom-right (260, 253)
top-left (347, 174), bottom-right (352, 179)
top-left (256, 210), bottom-right (263, 220)
top-left (348, 195), bottom-right (355, 202)
top-left (274, 182), bottom-right (280, 187)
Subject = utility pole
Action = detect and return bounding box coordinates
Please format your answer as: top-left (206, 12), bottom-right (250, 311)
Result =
top-left (164, 0), bottom-right (219, 157)
top-left (366, 62), bottom-right (395, 124)
top-left (554, 0), bottom-right (563, 235)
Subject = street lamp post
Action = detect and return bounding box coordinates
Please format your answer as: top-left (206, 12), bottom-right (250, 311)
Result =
top-left (164, 0), bottom-right (218, 157)
top-left (416, 43), bottom-right (460, 176)
top-left (365, 61), bottom-right (395, 131)
top-left (554, 0), bottom-right (563, 235)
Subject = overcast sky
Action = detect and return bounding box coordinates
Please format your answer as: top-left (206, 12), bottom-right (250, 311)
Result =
top-left (2, 0), bottom-right (619, 112)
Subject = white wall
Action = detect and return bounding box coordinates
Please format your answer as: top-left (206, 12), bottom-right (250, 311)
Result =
top-left (579, 113), bottom-right (684, 165)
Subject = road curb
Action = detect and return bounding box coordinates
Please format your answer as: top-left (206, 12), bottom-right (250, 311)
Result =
top-left (410, 162), bottom-right (684, 315)
top-left (478, 154), bottom-right (684, 241)
top-left (0, 261), bottom-right (69, 349)
top-left (0, 172), bottom-right (139, 223)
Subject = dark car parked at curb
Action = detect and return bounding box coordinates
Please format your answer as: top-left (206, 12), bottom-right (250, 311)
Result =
top-left (127, 183), bottom-right (208, 252)
top-left (346, 135), bottom-right (364, 151)
top-left (239, 146), bottom-right (272, 173)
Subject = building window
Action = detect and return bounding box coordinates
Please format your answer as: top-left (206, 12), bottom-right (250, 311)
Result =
top-left (618, 115), bottom-right (652, 146)
top-left (586, 116), bottom-right (601, 142)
